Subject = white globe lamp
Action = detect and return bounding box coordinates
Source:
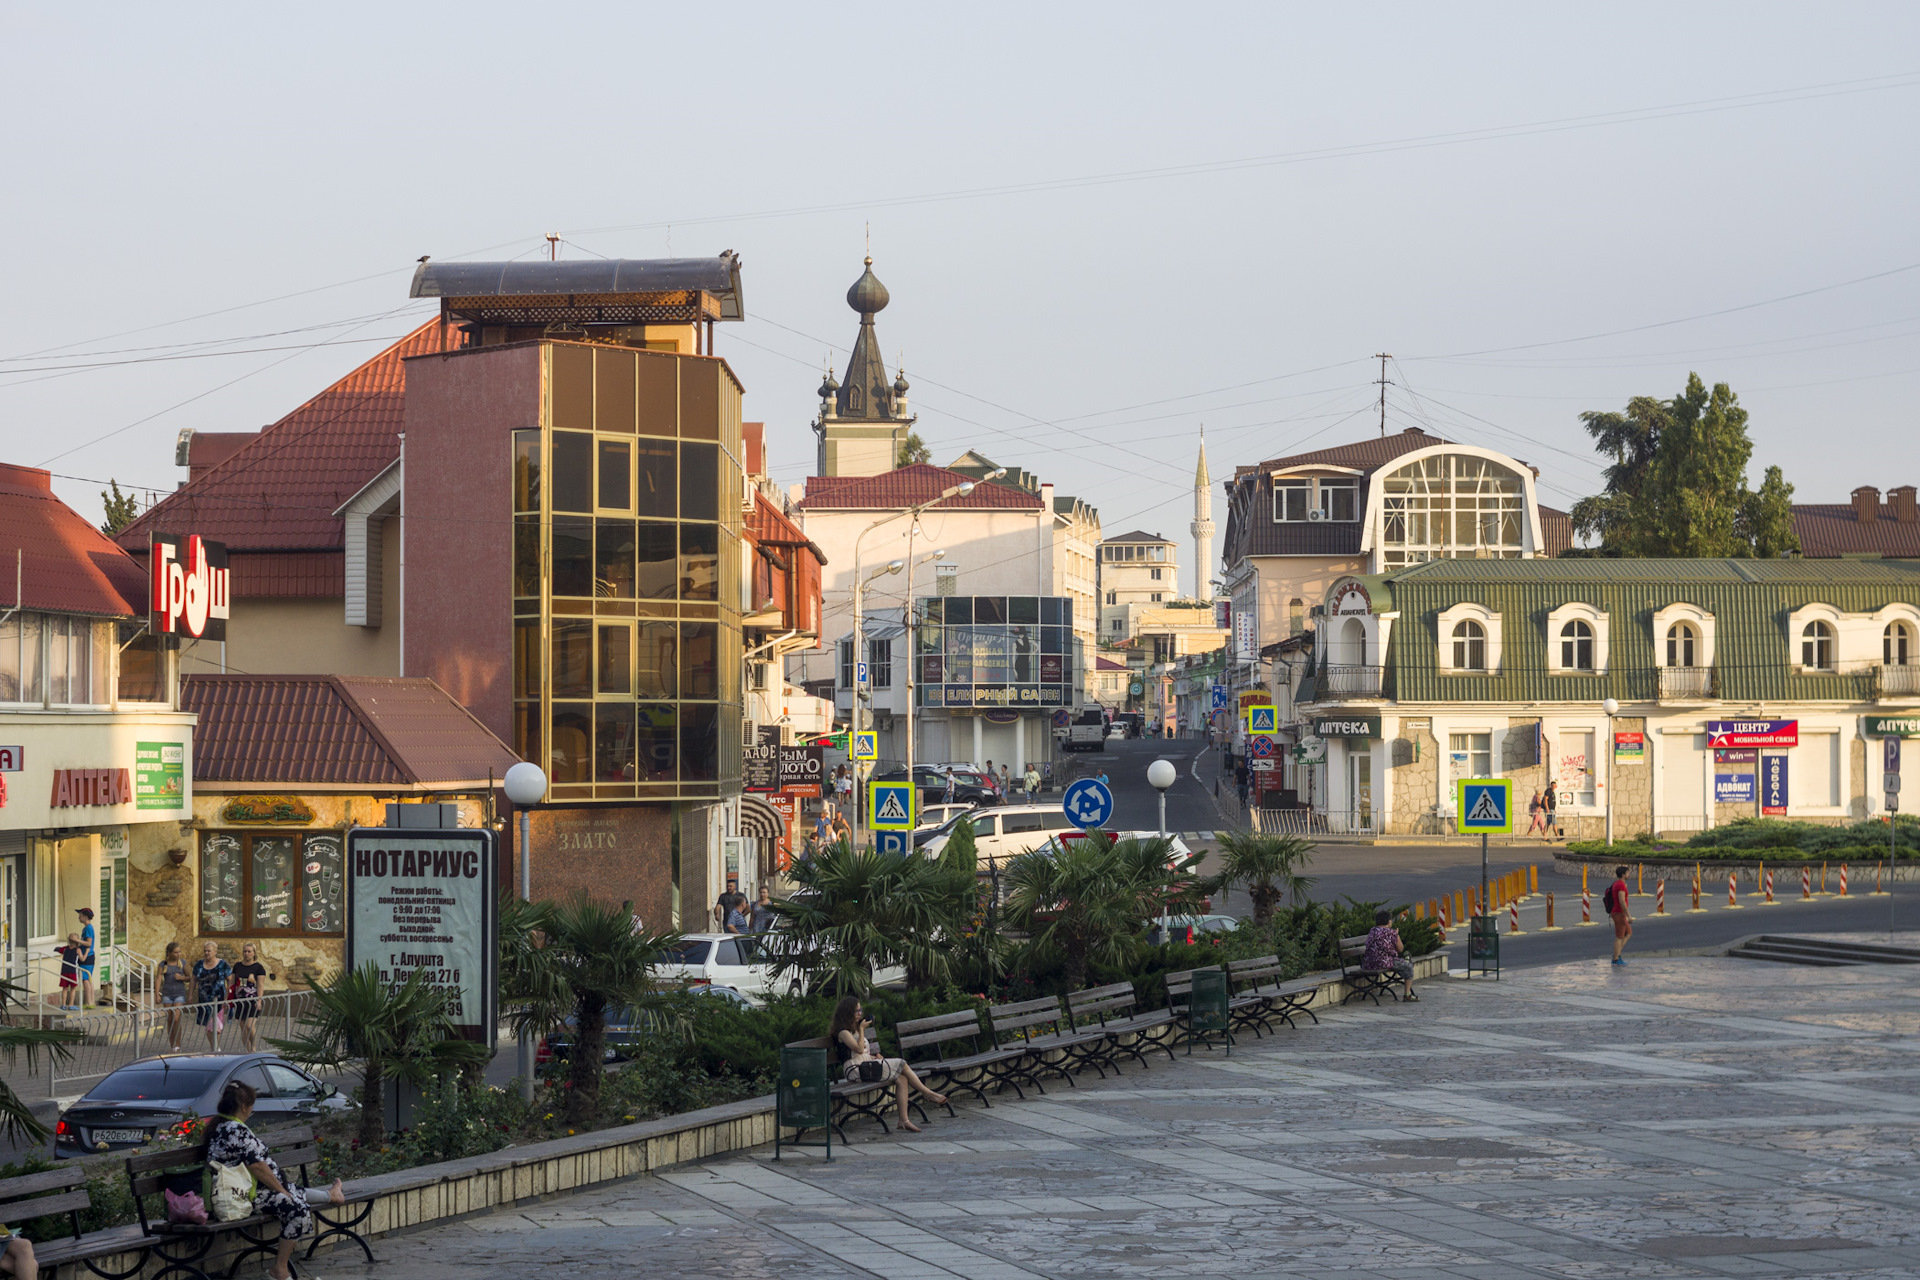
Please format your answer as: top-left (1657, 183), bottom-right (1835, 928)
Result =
top-left (1147, 759), bottom-right (1178, 836)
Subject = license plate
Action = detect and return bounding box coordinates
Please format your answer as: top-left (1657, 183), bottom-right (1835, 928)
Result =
top-left (92, 1128), bottom-right (147, 1143)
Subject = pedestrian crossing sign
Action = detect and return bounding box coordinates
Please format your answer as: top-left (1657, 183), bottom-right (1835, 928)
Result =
top-left (869, 780), bottom-right (915, 831)
top-left (1456, 778), bottom-right (1512, 833)
top-left (1245, 706), bottom-right (1277, 735)
top-left (853, 732), bottom-right (878, 761)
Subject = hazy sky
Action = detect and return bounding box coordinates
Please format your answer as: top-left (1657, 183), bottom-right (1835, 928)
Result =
top-left (4, 4), bottom-right (1917, 592)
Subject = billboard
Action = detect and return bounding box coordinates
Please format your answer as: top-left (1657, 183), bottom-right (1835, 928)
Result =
top-left (345, 827), bottom-right (497, 1045)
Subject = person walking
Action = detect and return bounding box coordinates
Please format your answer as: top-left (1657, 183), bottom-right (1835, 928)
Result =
top-left (228, 943), bottom-right (270, 1053)
top-left (999, 764), bottom-right (1012, 796)
top-left (1023, 764), bottom-right (1040, 800)
top-left (749, 885), bottom-right (778, 934)
top-left (1543, 787), bottom-right (1560, 841)
top-left (192, 941), bottom-right (231, 1052)
top-left (1604, 863), bottom-right (1633, 965)
top-left (158, 941), bottom-right (190, 1050)
top-left (1525, 790), bottom-right (1549, 840)
top-left (1235, 759), bottom-right (1249, 810)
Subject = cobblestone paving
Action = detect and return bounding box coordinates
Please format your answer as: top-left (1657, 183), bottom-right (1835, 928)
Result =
top-left (348, 953), bottom-right (1920, 1279)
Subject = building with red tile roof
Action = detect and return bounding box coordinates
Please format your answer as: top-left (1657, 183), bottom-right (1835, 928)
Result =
top-left (1793, 485), bottom-right (1920, 558)
top-left (0, 463), bottom-right (147, 618)
top-left (796, 463), bottom-right (1045, 512)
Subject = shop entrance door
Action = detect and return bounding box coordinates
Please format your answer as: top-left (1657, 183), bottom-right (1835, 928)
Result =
top-left (0, 858), bottom-right (17, 981)
top-left (1350, 752), bottom-right (1374, 832)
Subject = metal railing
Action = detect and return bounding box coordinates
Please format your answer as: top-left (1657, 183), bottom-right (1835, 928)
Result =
top-left (1658, 666), bottom-right (1716, 700)
top-left (1, 944), bottom-right (161, 1014)
top-left (1317, 665), bottom-right (1384, 701)
top-left (1876, 663), bottom-right (1920, 698)
top-left (1252, 807), bottom-right (1376, 836)
top-left (1652, 814), bottom-right (1709, 838)
top-left (44, 989), bottom-right (316, 1096)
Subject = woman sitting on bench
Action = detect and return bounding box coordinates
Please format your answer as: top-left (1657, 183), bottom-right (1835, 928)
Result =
top-left (1363, 909), bottom-right (1417, 1002)
top-left (829, 996), bottom-right (947, 1133)
top-left (206, 1079), bottom-right (346, 1280)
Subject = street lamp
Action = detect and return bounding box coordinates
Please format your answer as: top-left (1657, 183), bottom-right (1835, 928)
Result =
top-left (1601, 697), bottom-right (1619, 846)
top-left (502, 760), bottom-right (547, 1100)
top-left (851, 558), bottom-right (905, 834)
top-left (1147, 758), bottom-right (1178, 837)
top-left (904, 548), bottom-right (945, 811)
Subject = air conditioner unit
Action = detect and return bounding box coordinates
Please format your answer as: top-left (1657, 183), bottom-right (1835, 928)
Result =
top-left (1306, 509), bottom-right (1328, 522)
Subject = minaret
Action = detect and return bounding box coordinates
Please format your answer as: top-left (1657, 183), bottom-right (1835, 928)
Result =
top-left (1191, 427), bottom-right (1214, 602)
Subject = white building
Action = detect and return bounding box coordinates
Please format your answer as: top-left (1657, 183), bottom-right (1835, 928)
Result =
top-left (1098, 530), bottom-right (1179, 642)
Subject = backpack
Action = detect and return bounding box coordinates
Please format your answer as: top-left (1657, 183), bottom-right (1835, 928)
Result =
top-left (1603, 882), bottom-right (1622, 915)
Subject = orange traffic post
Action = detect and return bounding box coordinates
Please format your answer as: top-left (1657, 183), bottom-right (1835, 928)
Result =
top-left (1656, 879), bottom-right (1666, 916)
top-left (1509, 900), bottom-right (1522, 934)
top-left (1819, 860), bottom-right (1829, 896)
top-left (1800, 864), bottom-right (1812, 902)
top-left (1579, 865), bottom-right (1596, 925)
top-left (1874, 861), bottom-right (1890, 896)
top-left (1727, 869), bottom-right (1742, 908)
top-left (1840, 864), bottom-right (1849, 897)
top-left (1543, 893), bottom-right (1561, 930)
top-left (1762, 862), bottom-right (1776, 905)
top-left (1688, 864), bottom-right (1705, 912)
top-left (1530, 864), bottom-right (1539, 895)
top-left (1637, 863), bottom-right (1645, 895)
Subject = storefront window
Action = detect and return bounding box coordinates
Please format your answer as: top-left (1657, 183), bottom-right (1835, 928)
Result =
top-left (201, 832), bottom-right (344, 938)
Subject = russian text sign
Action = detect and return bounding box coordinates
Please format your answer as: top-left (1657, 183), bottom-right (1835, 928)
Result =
top-left (346, 827), bottom-right (497, 1046)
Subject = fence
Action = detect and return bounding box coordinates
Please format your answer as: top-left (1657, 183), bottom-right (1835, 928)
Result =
top-left (44, 989), bottom-right (316, 1097)
top-left (1253, 808), bottom-right (1376, 837)
top-left (2, 944), bottom-right (161, 1015)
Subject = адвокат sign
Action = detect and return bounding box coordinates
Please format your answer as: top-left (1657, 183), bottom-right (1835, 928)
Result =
top-left (346, 829), bottom-right (496, 1044)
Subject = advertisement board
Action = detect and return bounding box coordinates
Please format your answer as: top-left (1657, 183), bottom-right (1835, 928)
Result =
top-left (778, 745), bottom-right (824, 796)
top-left (1612, 731), bottom-right (1645, 764)
top-left (1707, 719), bottom-right (1798, 749)
top-left (150, 533), bottom-right (231, 642)
top-left (1714, 771), bottom-right (1755, 804)
top-left (1761, 754), bottom-right (1789, 816)
top-left (345, 827), bottom-right (497, 1045)
top-left (743, 727), bottom-right (779, 793)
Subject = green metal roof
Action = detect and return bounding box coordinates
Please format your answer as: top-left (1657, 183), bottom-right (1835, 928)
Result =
top-left (1385, 557), bottom-right (1920, 704)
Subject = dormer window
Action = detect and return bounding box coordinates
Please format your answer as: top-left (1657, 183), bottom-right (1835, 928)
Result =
top-left (1801, 620), bottom-right (1835, 671)
top-left (1273, 474), bottom-right (1359, 522)
top-left (1438, 602), bottom-right (1503, 674)
top-left (1560, 621), bottom-right (1594, 671)
top-left (1452, 620), bottom-right (1486, 670)
top-left (1275, 479), bottom-right (1310, 522)
top-left (1667, 623), bottom-right (1697, 667)
top-left (1319, 479), bottom-right (1358, 521)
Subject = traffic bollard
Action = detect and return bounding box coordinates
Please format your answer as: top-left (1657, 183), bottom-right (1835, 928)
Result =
top-left (1530, 864), bottom-right (1539, 895)
top-left (1800, 865), bottom-right (1811, 901)
top-left (1727, 870), bottom-right (1742, 909)
top-left (1544, 893), bottom-right (1560, 930)
top-left (1580, 865), bottom-right (1595, 925)
top-left (1763, 863), bottom-right (1775, 905)
top-left (1509, 900), bottom-right (1522, 934)
top-left (1819, 860), bottom-right (1829, 896)
top-left (1840, 864), bottom-right (1849, 897)
top-left (1874, 861), bottom-right (1889, 896)
top-left (1689, 868), bottom-right (1704, 912)
top-left (1656, 879), bottom-right (1666, 915)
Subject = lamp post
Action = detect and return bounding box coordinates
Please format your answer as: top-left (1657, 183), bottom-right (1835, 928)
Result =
top-left (1602, 697), bottom-right (1619, 846)
top-left (1147, 758), bottom-right (1178, 838)
top-left (502, 761), bottom-right (548, 1101)
top-left (852, 560), bottom-right (904, 834)
top-left (904, 547), bottom-right (945, 813)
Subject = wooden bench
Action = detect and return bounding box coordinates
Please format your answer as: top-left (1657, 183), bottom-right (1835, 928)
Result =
top-left (127, 1123), bottom-right (373, 1280)
top-left (896, 1008), bottom-right (1022, 1109)
top-left (0, 1163), bottom-right (149, 1280)
top-left (1063, 981), bottom-right (1175, 1072)
top-left (1163, 966), bottom-right (1233, 1054)
top-left (1338, 934), bottom-right (1403, 1006)
top-left (785, 1033), bottom-right (932, 1138)
top-left (984, 996), bottom-right (1110, 1089)
top-left (1226, 955), bottom-right (1324, 1034)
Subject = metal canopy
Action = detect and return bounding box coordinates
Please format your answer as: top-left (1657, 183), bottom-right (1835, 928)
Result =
top-left (409, 253), bottom-right (744, 321)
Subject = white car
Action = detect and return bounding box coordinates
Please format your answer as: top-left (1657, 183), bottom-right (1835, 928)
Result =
top-left (655, 932), bottom-right (905, 999)
top-left (917, 802), bottom-right (979, 830)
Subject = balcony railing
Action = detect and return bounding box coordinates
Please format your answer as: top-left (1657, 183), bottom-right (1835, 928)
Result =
top-left (1317, 664), bottom-right (1384, 701)
top-left (1657, 666), bottom-right (1716, 700)
top-left (1876, 663), bottom-right (1920, 699)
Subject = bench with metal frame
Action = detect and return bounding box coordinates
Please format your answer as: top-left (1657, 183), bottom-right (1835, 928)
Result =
top-left (895, 1008), bottom-right (1020, 1109)
top-left (1062, 981), bottom-right (1175, 1072)
top-left (984, 995), bottom-right (1110, 1088)
top-left (0, 1163), bottom-right (149, 1279)
top-left (785, 1032), bottom-right (932, 1138)
top-left (1338, 934), bottom-right (1403, 1006)
top-left (127, 1123), bottom-right (373, 1280)
top-left (1162, 966), bottom-right (1234, 1054)
top-left (1225, 955), bottom-right (1325, 1034)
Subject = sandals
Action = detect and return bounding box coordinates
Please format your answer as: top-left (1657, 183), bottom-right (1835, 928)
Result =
top-left (1404, 992), bottom-right (1420, 1002)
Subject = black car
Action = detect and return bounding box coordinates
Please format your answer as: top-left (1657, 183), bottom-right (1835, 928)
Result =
top-left (55, 1054), bottom-right (349, 1156)
top-left (872, 764), bottom-right (998, 806)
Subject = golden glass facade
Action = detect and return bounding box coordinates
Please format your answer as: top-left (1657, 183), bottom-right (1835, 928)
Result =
top-left (512, 343), bottom-right (744, 802)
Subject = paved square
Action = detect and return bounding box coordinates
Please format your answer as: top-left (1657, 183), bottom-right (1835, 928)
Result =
top-left (353, 948), bottom-right (1920, 1278)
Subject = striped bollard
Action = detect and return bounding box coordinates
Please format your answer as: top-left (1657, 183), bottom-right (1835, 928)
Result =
top-left (1438, 896), bottom-right (1450, 932)
top-left (1581, 873), bottom-right (1593, 925)
top-left (1509, 900), bottom-right (1521, 933)
top-left (1727, 870), bottom-right (1742, 909)
top-left (1656, 879), bottom-right (1666, 916)
top-left (1763, 865), bottom-right (1775, 904)
top-left (1840, 864), bottom-right (1849, 897)
top-left (1800, 865), bottom-right (1812, 902)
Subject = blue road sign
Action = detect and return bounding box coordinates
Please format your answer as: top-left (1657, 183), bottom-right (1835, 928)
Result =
top-left (1062, 777), bottom-right (1115, 829)
top-left (853, 732), bottom-right (878, 761)
top-left (1456, 778), bottom-right (1512, 833)
top-left (875, 830), bottom-right (909, 855)
top-left (1246, 706), bottom-right (1277, 735)
top-left (869, 780), bottom-right (915, 831)
top-left (855, 660), bottom-right (869, 687)
top-left (1210, 685), bottom-right (1229, 711)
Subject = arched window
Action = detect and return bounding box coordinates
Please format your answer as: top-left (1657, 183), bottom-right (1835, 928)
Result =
top-left (1452, 620), bottom-right (1486, 671)
top-left (1379, 452), bottom-right (1527, 568)
top-left (1666, 622), bottom-right (1698, 668)
top-left (1340, 616), bottom-right (1368, 666)
top-left (1801, 620), bottom-right (1835, 671)
top-left (1886, 621), bottom-right (1914, 666)
top-left (1560, 620), bottom-right (1594, 671)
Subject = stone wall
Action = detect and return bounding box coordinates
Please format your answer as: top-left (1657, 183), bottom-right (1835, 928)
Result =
top-left (1389, 720), bottom-right (1438, 831)
top-left (128, 793), bottom-right (487, 991)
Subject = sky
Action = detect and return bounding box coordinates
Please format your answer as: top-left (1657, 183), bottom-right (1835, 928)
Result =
top-left (3, 3), bottom-right (1917, 594)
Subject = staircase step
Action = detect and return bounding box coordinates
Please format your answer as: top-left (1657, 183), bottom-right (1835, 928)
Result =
top-left (1753, 935), bottom-right (1920, 962)
top-left (1729, 948), bottom-right (1863, 967)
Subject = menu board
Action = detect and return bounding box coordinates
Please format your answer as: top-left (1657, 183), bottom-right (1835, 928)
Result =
top-left (303, 834), bottom-right (345, 933)
top-left (200, 833), bottom-right (242, 932)
top-left (250, 837), bottom-right (297, 931)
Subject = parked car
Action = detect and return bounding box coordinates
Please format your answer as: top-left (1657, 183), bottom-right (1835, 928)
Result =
top-left (916, 802), bottom-right (979, 831)
top-left (1149, 913), bottom-right (1240, 939)
top-left (55, 1054), bottom-right (349, 1156)
top-left (871, 764), bottom-right (998, 807)
top-left (654, 931), bottom-right (904, 1000)
top-left (920, 803), bottom-right (1083, 863)
top-left (540, 984), bottom-right (757, 1066)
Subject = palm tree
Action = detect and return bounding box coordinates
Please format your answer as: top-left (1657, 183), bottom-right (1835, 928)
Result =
top-left (1004, 832), bottom-right (1204, 989)
top-left (1207, 830), bottom-right (1317, 926)
top-left (0, 977), bottom-right (81, 1144)
top-left (502, 894), bottom-right (679, 1126)
top-left (769, 838), bottom-right (961, 996)
top-left (271, 963), bottom-right (484, 1150)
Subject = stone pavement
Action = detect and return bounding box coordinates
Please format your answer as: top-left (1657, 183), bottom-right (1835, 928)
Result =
top-left (342, 948), bottom-right (1920, 1279)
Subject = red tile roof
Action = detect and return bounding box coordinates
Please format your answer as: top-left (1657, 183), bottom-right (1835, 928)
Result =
top-left (118, 319), bottom-right (457, 555)
top-left (1538, 505), bottom-right (1574, 557)
top-left (184, 674), bottom-right (519, 787)
top-left (0, 463), bottom-right (146, 617)
top-left (1237, 427), bottom-right (1449, 478)
top-left (798, 464), bottom-right (1044, 511)
top-left (1794, 504), bottom-right (1920, 558)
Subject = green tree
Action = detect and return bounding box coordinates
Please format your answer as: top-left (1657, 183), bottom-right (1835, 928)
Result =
top-left (1570, 373), bottom-right (1798, 558)
top-left (501, 894), bottom-right (680, 1126)
top-left (770, 838), bottom-right (962, 996)
top-left (99, 480), bottom-right (141, 536)
top-left (271, 963), bottom-right (486, 1149)
top-left (896, 432), bottom-right (931, 466)
top-left (1205, 830), bottom-right (1316, 926)
top-left (1003, 832), bottom-right (1202, 989)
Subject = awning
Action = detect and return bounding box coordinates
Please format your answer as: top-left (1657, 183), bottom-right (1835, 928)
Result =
top-left (739, 794), bottom-right (784, 840)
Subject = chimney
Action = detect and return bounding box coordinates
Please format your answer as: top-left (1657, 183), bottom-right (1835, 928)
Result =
top-left (1891, 486), bottom-right (1918, 524)
top-left (1853, 486), bottom-right (1881, 523)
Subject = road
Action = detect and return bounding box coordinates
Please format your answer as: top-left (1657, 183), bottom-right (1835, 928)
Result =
top-left (1062, 735), bottom-right (1228, 836)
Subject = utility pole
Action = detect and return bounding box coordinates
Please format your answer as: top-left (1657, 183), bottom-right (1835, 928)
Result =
top-left (1374, 353), bottom-right (1392, 437)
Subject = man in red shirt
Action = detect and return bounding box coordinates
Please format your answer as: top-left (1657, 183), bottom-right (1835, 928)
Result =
top-left (1605, 864), bottom-right (1632, 965)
